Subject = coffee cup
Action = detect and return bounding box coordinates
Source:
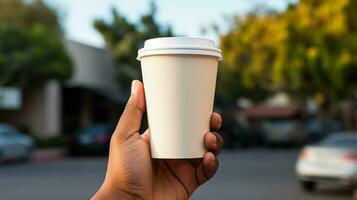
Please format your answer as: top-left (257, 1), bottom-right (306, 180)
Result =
top-left (137, 37), bottom-right (222, 158)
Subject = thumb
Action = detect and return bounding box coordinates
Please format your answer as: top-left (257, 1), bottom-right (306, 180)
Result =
top-left (115, 80), bottom-right (146, 138)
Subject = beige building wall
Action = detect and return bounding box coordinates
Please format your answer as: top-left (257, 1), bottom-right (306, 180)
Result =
top-left (0, 80), bottom-right (61, 137)
top-left (0, 40), bottom-right (117, 137)
top-left (65, 40), bottom-right (116, 90)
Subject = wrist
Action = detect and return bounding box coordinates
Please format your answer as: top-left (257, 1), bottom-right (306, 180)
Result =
top-left (91, 181), bottom-right (134, 200)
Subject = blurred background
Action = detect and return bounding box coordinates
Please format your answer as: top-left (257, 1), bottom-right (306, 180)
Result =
top-left (0, 0), bottom-right (356, 199)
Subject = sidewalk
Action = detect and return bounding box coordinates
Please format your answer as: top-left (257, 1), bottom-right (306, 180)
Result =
top-left (31, 148), bottom-right (67, 162)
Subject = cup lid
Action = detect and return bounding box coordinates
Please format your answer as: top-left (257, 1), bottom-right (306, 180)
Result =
top-left (137, 37), bottom-right (222, 61)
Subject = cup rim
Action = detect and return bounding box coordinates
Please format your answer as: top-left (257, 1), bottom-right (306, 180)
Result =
top-left (137, 37), bottom-right (222, 61)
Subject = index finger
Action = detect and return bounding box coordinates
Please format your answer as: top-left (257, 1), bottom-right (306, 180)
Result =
top-left (210, 112), bottom-right (222, 131)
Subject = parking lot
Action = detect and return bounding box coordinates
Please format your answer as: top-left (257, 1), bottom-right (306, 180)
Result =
top-left (0, 149), bottom-right (352, 200)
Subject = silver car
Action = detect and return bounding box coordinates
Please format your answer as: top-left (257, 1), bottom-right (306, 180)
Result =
top-left (264, 120), bottom-right (306, 146)
top-left (296, 132), bottom-right (357, 198)
top-left (0, 123), bottom-right (34, 161)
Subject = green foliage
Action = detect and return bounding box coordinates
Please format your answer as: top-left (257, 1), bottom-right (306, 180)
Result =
top-left (219, 0), bottom-right (357, 101)
top-left (0, 0), bottom-right (61, 34)
top-left (0, 0), bottom-right (72, 88)
top-left (94, 2), bottom-right (172, 90)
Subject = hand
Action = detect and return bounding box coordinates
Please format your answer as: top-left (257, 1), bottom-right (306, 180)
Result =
top-left (92, 80), bottom-right (223, 200)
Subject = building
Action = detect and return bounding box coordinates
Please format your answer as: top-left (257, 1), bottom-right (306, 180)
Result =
top-left (0, 40), bottom-right (126, 138)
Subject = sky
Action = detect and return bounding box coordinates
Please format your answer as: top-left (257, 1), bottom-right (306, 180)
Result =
top-left (44, 0), bottom-right (294, 48)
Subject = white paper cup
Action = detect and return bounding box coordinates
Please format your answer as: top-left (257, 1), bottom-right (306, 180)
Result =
top-left (137, 37), bottom-right (222, 158)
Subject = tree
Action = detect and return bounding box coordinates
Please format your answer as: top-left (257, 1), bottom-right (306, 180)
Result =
top-left (94, 1), bottom-right (172, 90)
top-left (218, 10), bottom-right (285, 100)
top-left (0, 0), bottom-right (72, 88)
top-left (282, 0), bottom-right (357, 100)
top-left (219, 0), bottom-right (357, 102)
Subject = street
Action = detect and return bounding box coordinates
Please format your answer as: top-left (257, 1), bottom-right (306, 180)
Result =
top-left (0, 149), bottom-right (352, 200)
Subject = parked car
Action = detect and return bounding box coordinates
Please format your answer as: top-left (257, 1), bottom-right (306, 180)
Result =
top-left (0, 123), bottom-right (34, 162)
top-left (306, 117), bottom-right (342, 143)
top-left (219, 114), bottom-right (264, 149)
top-left (69, 123), bottom-right (114, 155)
top-left (296, 132), bottom-right (357, 198)
top-left (264, 120), bottom-right (306, 146)
top-left (240, 106), bottom-right (306, 147)
top-left (220, 116), bottom-right (246, 149)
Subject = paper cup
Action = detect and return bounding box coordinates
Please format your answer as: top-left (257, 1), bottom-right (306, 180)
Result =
top-left (137, 37), bottom-right (222, 158)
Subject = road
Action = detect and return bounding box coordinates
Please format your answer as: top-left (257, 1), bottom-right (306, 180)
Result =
top-left (0, 149), bottom-right (352, 200)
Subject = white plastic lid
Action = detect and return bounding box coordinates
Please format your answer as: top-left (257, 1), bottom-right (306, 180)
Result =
top-left (137, 37), bottom-right (222, 61)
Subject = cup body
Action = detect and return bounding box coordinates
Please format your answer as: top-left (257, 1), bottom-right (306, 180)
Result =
top-left (141, 54), bottom-right (218, 158)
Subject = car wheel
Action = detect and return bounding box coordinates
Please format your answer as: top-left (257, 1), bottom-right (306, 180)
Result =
top-left (300, 180), bottom-right (316, 192)
top-left (18, 155), bottom-right (30, 163)
top-left (19, 148), bottom-right (32, 163)
top-left (353, 188), bottom-right (357, 200)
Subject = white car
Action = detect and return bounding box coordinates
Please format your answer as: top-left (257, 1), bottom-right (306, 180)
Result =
top-left (0, 123), bottom-right (34, 161)
top-left (296, 132), bottom-right (357, 198)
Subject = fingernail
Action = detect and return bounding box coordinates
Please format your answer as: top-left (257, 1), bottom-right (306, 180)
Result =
top-left (215, 113), bottom-right (222, 128)
top-left (209, 132), bottom-right (217, 144)
top-left (131, 80), bottom-right (137, 96)
top-left (209, 152), bottom-right (216, 163)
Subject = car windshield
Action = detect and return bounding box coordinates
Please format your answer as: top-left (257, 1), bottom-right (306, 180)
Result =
top-left (82, 124), bottom-right (111, 135)
top-left (321, 135), bottom-right (357, 148)
top-left (0, 124), bottom-right (18, 137)
top-left (265, 121), bottom-right (294, 132)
